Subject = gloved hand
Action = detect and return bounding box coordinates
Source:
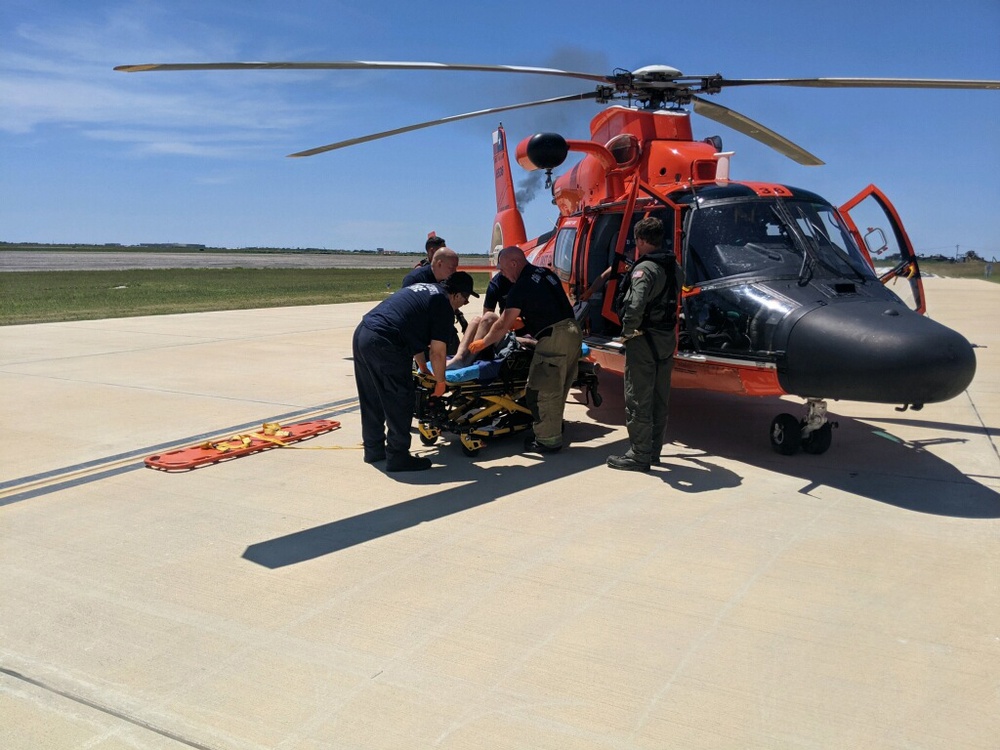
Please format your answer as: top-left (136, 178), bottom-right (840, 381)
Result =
top-left (468, 339), bottom-right (487, 355)
top-left (432, 381), bottom-right (447, 398)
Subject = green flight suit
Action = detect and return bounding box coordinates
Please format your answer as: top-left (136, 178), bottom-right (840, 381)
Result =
top-left (618, 250), bottom-right (679, 464)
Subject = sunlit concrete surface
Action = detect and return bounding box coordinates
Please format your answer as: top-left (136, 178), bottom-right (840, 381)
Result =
top-left (1, 277), bottom-right (997, 749)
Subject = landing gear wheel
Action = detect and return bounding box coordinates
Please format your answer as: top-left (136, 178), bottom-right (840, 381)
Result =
top-left (770, 413), bottom-right (802, 455)
top-left (461, 444), bottom-right (481, 458)
top-left (801, 422), bottom-right (833, 455)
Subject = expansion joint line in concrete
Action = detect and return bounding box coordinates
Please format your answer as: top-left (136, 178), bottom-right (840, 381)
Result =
top-left (0, 665), bottom-right (221, 750)
top-left (0, 398), bottom-right (360, 506)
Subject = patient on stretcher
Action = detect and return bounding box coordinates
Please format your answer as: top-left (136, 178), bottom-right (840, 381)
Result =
top-left (443, 333), bottom-right (523, 383)
top-left (440, 334), bottom-right (589, 386)
top-left (445, 311), bottom-right (524, 374)
top-left (430, 311), bottom-right (589, 385)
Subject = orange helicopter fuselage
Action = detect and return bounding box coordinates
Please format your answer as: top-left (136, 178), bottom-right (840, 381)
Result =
top-left (514, 107), bottom-right (786, 396)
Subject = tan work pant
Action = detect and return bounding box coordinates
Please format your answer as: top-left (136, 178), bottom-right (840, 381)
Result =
top-left (526, 318), bottom-right (582, 446)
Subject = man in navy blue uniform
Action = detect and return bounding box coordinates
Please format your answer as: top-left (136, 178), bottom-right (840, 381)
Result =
top-left (353, 271), bottom-right (478, 472)
top-left (402, 246), bottom-right (464, 353)
top-left (483, 271), bottom-right (513, 314)
top-left (468, 246), bottom-right (582, 453)
top-left (413, 233), bottom-right (447, 269)
top-left (401, 246), bottom-right (458, 288)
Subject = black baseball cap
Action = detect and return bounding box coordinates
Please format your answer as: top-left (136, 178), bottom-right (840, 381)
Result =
top-left (443, 271), bottom-right (479, 298)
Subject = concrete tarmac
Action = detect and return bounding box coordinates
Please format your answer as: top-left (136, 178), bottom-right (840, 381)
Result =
top-left (1, 277), bottom-right (997, 749)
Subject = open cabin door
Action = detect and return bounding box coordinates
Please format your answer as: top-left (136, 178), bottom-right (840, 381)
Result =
top-left (839, 185), bottom-right (925, 314)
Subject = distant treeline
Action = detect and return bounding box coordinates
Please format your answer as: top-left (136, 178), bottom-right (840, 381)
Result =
top-left (0, 241), bottom-right (493, 259)
top-left (0, 241), bottom-right (409, 255)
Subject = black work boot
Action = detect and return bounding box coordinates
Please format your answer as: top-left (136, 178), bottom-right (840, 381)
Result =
top-left (524, 437), bottom-right (561, 454)
top-left (363, 449), bottom-right (387, 464)
top-left (606, 454), bottom-right (650, 472)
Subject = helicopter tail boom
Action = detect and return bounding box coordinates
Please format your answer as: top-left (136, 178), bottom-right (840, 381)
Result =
top-left (490, 124), bottom-right (526, 260)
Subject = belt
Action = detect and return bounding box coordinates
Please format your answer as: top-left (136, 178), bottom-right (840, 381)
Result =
top-left (535, 318), bottom-right (575, 341)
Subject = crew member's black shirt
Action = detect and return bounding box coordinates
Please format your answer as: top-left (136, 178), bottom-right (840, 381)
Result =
top-left (362, 283), bottom-right (455, 355)
top-left (484, 272), bottom-right (514, 313)
top-left (401, 264), bottom-right (436, 288)
top-left (504, 264), bottom-right (574, 337)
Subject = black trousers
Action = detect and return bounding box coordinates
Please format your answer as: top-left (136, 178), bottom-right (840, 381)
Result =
top-left (352, 324), bottom-right (416, 461)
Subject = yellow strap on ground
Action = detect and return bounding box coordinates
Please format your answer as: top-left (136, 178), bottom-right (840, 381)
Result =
top-left (200, 423), bottom-right (358, 453)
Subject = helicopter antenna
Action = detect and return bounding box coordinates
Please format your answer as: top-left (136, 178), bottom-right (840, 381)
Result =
top-left (612, 67), bottom-right (636, 108)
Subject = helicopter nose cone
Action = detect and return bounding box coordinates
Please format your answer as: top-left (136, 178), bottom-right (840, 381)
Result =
top-left (777, 300), bottom-right (976, 404)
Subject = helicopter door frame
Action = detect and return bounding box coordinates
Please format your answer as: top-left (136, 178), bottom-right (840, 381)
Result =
top-left (551, 215), bottom-right (583, 284)
top-left (839, 184), bottom-right (926, 314)
top-left (592, 177), bottom-right (642, 326)
top-left (572, 214), bottom-right (594, 297)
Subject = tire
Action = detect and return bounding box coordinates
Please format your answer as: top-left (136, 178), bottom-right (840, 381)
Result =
top-left (770, 413), bottom-right (802, 455)
top-left (802, 423), bottom-right (833, 455)
top-left (419, 433), bottom-right (438, 446)
top-left (461, 444), bottom-right (481, 458)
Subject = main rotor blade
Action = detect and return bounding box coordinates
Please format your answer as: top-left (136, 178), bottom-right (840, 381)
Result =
top-left (114, 60), bottom-right (611, 84)
top-left (715, 77), bottom-right (1000, 90)
top-left (692, 96), bottom-right (824, 166)
top-left (288, 91), bottom-right (600, 157)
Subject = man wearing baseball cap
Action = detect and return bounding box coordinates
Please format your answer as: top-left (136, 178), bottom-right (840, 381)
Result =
top-left (441, 270), bottom-right (480, 300)
top-left (353, 271), bottom-right (476, 472)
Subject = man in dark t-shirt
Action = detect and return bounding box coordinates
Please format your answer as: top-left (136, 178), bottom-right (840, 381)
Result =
top-left (413, 233), bottom-right (447, 269)
top-left (353, 272), bottom-right (477, 472)
top-left (483, 271), bottom-right (513, 313)
top-left (402, 247), bottom-right (465, 351)
top-left (468, 247), bottom-right (582, 453)
top-left (401, 246), bottom-right (458, 288)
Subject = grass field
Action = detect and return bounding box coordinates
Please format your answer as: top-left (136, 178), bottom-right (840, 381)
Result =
top-left (919, 259), bottom-right (999, 281)
top-left (0, 268), bottom-right (495, 326)
top-left (0, 260), bottom-right (993, 326)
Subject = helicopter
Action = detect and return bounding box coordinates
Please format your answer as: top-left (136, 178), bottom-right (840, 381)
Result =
top-left (114, 60), bottom-right (998, 454)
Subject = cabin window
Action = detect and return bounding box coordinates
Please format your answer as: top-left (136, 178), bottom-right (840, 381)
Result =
top-left (553, 227), bottom-right (576, 281)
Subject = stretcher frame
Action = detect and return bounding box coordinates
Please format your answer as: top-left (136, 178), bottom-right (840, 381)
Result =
top-left (413, 348), bottom-right (602, 457)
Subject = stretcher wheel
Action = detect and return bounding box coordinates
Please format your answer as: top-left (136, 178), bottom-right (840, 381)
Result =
top-left (459, 433), bottom-right (485, 457)
top-left (417, 424), bottom-right (440, 445)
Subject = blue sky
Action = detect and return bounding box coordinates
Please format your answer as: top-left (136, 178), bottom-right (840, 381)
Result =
top-left (2, 0), bottom-right (998, 257)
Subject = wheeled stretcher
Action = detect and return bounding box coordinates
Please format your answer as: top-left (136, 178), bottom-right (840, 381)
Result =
top-left (413, 345), bottom-right (602, 457)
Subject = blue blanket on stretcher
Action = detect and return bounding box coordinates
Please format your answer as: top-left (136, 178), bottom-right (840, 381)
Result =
top-left (439, 343), bottom-right (591, 384)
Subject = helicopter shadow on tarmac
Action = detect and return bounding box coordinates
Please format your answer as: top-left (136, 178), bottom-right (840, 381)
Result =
top-left (660, 382), bottom-right (1000, 520)
top-left (581, 370), bottom-right (999, 517)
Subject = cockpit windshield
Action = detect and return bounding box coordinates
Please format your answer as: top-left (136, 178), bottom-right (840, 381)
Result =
top-left (684, 198), bottom-right (875, 286)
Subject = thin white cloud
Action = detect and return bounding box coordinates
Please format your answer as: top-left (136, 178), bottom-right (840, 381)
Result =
top-left (0, 4), bottom-right (357, 156)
